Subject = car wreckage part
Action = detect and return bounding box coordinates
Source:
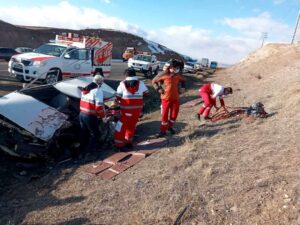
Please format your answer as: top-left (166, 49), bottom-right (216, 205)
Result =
top-left (0, 104), bottom-right (120, 159)
top-left (210, 107), bottom-right (247, 122)
top-left (0, 77), bottom-right (117, 159)
top-left (210, 105), bottom-right (268, 122)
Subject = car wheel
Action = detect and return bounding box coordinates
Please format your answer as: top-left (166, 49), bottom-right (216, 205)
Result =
top-left (45, 70), bottom-right (62, 84)
top-left (154, 67), bottom-right (159, 75)
top-left (94, 68), bottom-right (104, 77)
top-left (144, 68), bottom-right (152, 77)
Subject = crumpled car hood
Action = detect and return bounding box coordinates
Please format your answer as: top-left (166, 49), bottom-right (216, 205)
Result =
top-left (0, 92), bottom-right (68, 141)
top-left (0, 76), bottom-right (116, 142)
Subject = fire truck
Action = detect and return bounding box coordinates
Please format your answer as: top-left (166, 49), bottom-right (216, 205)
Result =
top-left (8, 33), bottom-right (113, 84)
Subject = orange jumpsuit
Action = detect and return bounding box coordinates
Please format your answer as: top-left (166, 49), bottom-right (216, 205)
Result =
top-left (152, 72), bottom-right (185, 132)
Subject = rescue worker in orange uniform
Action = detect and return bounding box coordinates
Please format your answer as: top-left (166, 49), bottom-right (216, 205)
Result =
top-left (152, 59), bottom-right (186, 137)
top-left (114, 68), bottom-right (149, 149)
top-left (79, 75), bottom-right (105, 156)
top-left (196, 83), bottom-right (233, 122)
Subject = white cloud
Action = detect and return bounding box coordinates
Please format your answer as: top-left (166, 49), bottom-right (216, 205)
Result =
top-left (147, 26), bottom-right (260, 64)
top-left (0, 1), bottom-right (143, 35)
top-left (0, 2), bottom-right (293, 64)
top-left (221, 12), bottom-right (291, 41)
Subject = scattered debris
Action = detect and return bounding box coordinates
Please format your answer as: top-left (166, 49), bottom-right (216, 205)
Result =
top-left (246, 102), bottom-right (268, 118)
top-left (173, 205), bottom-right (189, 225)
top-left (210, 102), bottom-right (269, 122)
top-left (84, 138), bottom-right (166, 179)
top-left (135, 179), bottom-right (146, 189)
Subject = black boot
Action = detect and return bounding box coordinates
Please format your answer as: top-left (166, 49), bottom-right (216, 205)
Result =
top-left (155, 131), bottom-right (166, 138)
top-left (168, 127), bottom-right (176, 135)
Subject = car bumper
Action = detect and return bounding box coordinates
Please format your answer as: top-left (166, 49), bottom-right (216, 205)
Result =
top-left (8, 63), bottom-right (45, 80)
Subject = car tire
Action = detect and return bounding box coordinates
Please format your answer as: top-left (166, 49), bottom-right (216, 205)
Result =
top-left (94, 68), bottom-right (104, 77)
top-left (45, 70), bottom-right (62, 84)
top-left (154, 67), bottom-right (159, 75)
top-left (144, 68), bottom-right (152, 77)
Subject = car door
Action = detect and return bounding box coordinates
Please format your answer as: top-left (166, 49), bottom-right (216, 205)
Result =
top-left (62, 48), bottom-right (92, 77)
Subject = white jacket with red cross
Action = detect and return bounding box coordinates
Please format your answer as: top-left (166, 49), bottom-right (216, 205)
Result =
top-left (80, 84), bottom-right (105, 118)
top-left (116, 76), bottom-right (149, 110)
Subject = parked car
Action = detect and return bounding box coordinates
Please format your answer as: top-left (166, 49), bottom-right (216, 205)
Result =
top-left (0, 47), bottom-right (18, 61)
top-left (128, 53), bottom-right (160, 77)
top-left (15, 47), bottom-right (34, 54)
top-left (0, 76), bottom-right (117, 159)
top-left (194, 63), bottom-right (202, 70)
top-left (183, 62), bottom-right (195, 73)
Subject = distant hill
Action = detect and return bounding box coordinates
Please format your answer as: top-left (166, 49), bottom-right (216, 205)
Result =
top-left (0, 20), bottom-right (184, 61)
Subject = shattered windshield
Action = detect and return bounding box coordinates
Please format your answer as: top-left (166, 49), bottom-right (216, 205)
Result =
top-left (34, 44), bottom-right (66, 57)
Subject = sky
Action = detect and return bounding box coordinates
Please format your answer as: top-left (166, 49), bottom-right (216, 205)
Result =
top-left (0, 0), bottom-right (299, 64)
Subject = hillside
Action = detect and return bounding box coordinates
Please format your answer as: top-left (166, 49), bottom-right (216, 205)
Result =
top-left (0, 20), bottom-right (183, 61)
top-left (0, 43), bottom-right (299, 224)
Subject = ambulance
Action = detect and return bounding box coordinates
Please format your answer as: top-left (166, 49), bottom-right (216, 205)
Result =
top-left (8, 33), bottom-right (113, 84)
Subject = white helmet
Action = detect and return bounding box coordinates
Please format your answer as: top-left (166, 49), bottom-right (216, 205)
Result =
top-left (93, 75), bottom-right (104, 85)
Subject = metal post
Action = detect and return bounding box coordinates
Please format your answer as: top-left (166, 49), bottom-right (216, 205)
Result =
top-left (261, 32), bottom-right (268, 48)
top-left (291, 11), bottom-right (300, 44)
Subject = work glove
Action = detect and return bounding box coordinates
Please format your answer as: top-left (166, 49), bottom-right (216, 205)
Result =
top-left (158, 88), bottom-right (165, 94)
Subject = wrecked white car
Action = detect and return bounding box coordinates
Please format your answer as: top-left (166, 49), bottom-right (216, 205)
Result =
top-left (0, 76), bottom-right (116, 159)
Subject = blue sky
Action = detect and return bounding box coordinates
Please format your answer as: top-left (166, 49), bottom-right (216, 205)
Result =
top-left (0, 0), bottom-right (299, 63)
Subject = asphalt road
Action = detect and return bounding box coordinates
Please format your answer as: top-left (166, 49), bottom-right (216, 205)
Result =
top-left (0, 61), bottom-right (129, 97)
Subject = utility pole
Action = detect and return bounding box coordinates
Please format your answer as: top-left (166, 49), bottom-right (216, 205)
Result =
top-left (261, 32), bottom-right (268, 48)
top-left (291, 11), bottom-right (300, 44)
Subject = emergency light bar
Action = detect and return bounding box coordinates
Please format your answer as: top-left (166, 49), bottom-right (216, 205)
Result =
top-left (55, 33), bottom-right (102, 48)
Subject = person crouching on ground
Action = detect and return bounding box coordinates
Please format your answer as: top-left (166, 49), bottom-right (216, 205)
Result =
top-left (79, 75), bottom-right (105, 157)
top-left (114, 68), bottom-right (149, 150)
top-left (196, 83), bottom-right (233, 122)
top-left (152, 59), bottom-right (186, 138)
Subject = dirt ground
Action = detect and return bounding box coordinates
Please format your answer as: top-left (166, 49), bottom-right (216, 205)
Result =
top-left (0, 43), bottom-right (299, 225)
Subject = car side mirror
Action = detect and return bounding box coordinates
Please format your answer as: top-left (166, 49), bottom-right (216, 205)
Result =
top-left (64, 53), bottom-right (71, 59)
